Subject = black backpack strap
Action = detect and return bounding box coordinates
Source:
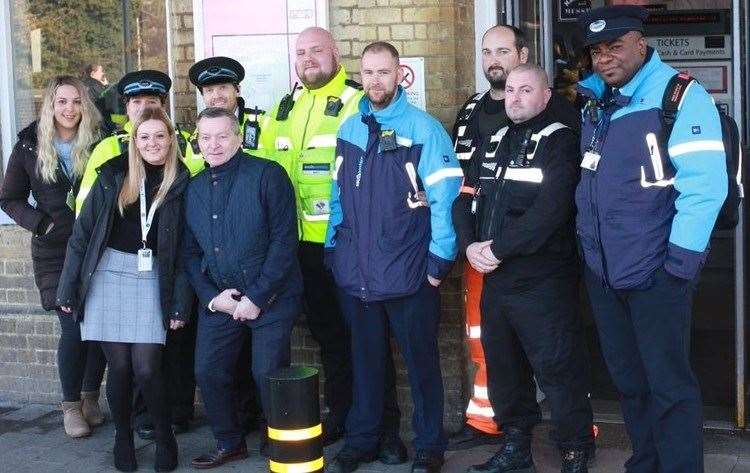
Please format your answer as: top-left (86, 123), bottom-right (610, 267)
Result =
top-left (661, 73), bottom-right (695, 141)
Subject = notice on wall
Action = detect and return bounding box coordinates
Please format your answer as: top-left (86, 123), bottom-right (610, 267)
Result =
top-left (399, 57), bottom-right (426, 111)
top-left (193, 0), bottom-right (328, 111)
top-left (558, 0), bottom-right (592, 22)
top-left (647, 35), bottom-right (731, 61)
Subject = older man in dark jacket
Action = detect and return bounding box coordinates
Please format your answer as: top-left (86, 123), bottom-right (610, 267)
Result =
top-left (183, 107), bottom-right (303, 469)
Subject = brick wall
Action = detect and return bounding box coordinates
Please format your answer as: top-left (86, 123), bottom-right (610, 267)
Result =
top-left (0, 0), bottom-right (476, 435)
top-left (0, 227), bottom-right (59, 404)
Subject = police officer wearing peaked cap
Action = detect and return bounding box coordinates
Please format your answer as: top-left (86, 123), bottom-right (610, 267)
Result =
top-left (189, 56), bottom-right (244, 88)
top-left (117, 69), bottom-right (172, 98)
top-left (187, 56), bottom-right (264, 157)
top-left (575, 5), bottom-right (727, 473)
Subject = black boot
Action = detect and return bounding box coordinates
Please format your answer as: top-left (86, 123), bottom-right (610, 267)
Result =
top-left (560, 450), bottom-right (588, 473)
top-left (154, 429), bottom-right (178, 472)
top-left (113, 429), bottom-right (138, 472)
top-left (467, 428), bottom-right (535, 473)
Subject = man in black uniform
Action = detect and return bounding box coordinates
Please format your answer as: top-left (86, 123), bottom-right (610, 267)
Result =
top-left (453, 64), bottom-right (593, 473)
top-left (449, 24), bottom-right (581, 452)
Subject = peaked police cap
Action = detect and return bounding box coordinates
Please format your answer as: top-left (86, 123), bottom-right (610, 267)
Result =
top-left (189, 56), bottom-right (245, 88)
top-left (117, 70), bottom-right (171, 97)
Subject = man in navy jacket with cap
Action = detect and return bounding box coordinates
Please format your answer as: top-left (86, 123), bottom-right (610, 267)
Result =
top-left (576, 6), bottom-right (726, 473)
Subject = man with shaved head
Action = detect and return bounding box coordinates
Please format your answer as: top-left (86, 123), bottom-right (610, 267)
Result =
top-left (256, 27), bottom-right (405, 463)
top-left (448, 24), bottom-right (581, 452)
top-left (453, 64), bottom-right (594, 473)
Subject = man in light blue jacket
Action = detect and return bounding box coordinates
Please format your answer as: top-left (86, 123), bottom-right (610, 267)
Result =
top-left (324, 42), bottom-right (462, 473)
top-left (576, 6), bottom-right (727, 473)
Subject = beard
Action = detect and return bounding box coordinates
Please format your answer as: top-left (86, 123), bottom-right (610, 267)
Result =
top-left (484, 67), bottom-right (507, 90)
top-left (367, 87), bottom-right (397, 108)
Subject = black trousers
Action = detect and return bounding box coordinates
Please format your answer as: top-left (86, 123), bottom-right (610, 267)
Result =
top-left (480, 275), bottom-right (593, 450)
top-left (300, 242), bottom-right (400, 432)
top-left (57, 310), bottom-right (106, 402)
top-left (585, 266), bottom-right (703, 473)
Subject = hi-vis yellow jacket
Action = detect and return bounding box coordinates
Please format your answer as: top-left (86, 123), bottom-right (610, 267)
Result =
top-left (256, 66), bottom-right (363, 244)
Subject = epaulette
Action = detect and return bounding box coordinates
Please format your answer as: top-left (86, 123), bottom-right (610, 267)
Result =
top-left (345, 79), bottom-right (363, 90)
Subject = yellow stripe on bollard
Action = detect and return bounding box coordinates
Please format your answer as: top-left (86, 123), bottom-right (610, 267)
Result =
top-left (267, 423), bottom-right (322, 441)
top-left (269, 457), bottom-right (324, 473)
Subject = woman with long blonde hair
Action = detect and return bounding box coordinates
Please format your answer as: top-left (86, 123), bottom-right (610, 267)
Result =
top-left (0, 75), bottom-right (107, 438)
top-left (57, 107), bottom-right (192, 472)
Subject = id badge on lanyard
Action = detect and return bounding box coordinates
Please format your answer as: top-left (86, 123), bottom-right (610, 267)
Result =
top-left (138, 179), bottom-right (160, 272)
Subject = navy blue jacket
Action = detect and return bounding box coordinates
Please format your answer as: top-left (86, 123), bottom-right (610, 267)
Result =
top-left (576, 49), bottom-right (726, 288)
top-left (325, 88), bottom-right (462, 301)
top-left (182, 150), bottom-right (302, 326)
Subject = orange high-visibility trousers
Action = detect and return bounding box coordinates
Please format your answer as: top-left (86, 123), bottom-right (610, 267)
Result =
top-left (463, 262), bottom-right (501, 434)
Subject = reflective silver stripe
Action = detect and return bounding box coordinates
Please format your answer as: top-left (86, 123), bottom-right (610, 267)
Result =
top-left (738, 147), bottom-right (744, 198)
top-left (640, 167), bottom-right (674, 188)
top-left (468, 325), bottom-right (481, 339)
top-left (668, 140), bottom-right (725, 157)
top-left (301, 212), bottom-right (329, 221)
top-left (466, 399), bottom-right (494, 418)
top-left (424, 167), bottom-right (463, 186)
top-left (485, 127), bottom-right (509, 159)
top-left (504, 167), bottom-right (543, 183)
top-left (526, 122), bottom-right (568, 162)
top-left (473, 385), bottom-right (489, 400)
top-left (457, 150), bottom-right (475, 160)
top-left (456, 125), bottom-right (467, 138)
top-left (333, 155), bottom-right (343, 181)
top-left (275, 136), bottom-right (293, 151)
top-left (340, 86), bottom-right (359, 104)
top-left (306, 134), bottom-right (337, 149)
top-left (396, 136), bottom-right (412, 147)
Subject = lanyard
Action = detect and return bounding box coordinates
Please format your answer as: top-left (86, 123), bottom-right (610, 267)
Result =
top-left (139, 178), bottom-right (160, 249)
top-left (586, 109), bottom-right (612, 154)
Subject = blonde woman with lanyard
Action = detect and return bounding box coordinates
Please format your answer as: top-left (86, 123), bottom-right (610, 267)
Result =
top-left (0, 76), bottom-right (107, 438)
top-left (57, 107), bottom-right (192, 472)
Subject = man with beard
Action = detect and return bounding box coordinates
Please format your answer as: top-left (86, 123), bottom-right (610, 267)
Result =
top-left (448, 25), bottom-right (580, 451)
top-left (256, 27), bottom-right (404, 463)
top-left (325, 41), bottom-right (462, 473)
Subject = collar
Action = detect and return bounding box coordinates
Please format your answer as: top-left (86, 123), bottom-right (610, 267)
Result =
top-left (359, 86), bottom-right (408, 121)
top-left (123, 121), bottom-right (133, 135)
top-left (207, 149), bottom-right (243, 176)
top-left (578, 46), bottom-right (658, 103)
top-left (304, 65), bottom-right (349, 97)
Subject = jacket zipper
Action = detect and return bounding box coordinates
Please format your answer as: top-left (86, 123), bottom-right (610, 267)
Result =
top-left (297, 95), bottom-right (317, 242)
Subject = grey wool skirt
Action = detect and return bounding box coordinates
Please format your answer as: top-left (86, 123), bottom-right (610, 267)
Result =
top-left (80, 248), bottom-right (166, 344)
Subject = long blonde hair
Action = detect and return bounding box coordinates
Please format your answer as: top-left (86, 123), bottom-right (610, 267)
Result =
top-left (36, 76), bottom-right (101, 183)
top-left (118, 107), bottom-right (179, 215)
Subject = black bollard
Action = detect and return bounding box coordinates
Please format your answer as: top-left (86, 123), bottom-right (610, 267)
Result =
top-left (268, 366), bottom-right (323, 473)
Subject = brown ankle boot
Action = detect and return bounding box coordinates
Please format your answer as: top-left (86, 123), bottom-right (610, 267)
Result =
top-left (81, 391), bottom-right (105, 427)
top-left (61, 401), bottom-right (91, 438)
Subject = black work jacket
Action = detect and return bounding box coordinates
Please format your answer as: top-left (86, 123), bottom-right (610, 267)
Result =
top-left (452, 106), bottom-right (580, 290)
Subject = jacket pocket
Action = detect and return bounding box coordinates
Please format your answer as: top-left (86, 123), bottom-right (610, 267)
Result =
top-left (331, 226), bottom-right (360, 291)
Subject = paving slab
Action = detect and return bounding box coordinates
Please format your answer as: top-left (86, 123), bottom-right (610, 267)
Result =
top-left (1, 402), bottom-right (748, 472)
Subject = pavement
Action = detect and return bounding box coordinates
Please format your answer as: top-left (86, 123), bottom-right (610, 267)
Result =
top-left (1, 401), bottom-right (750, 472)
